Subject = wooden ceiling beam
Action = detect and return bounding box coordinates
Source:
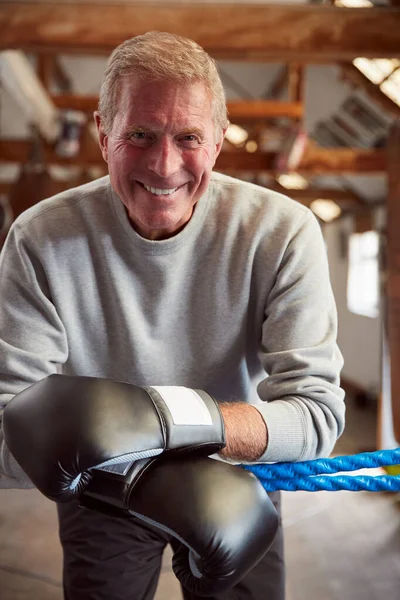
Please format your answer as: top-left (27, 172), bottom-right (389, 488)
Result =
top-left (228, 100), bottom-right (303, 120)
top-left (217, 147), bottom-right (386, 174)
top-left (51, 95), bottom-right (98, 114)
top-left (296, 147), bottom-right (386, 174)
top-left (1, 3), bottom-right (399, 61)
top-left (0, 138), bottom-right (102, 167)
top-left (51, 94), bottom-right (304, 120)
top-left (0, 140), bottom-right (386, 174)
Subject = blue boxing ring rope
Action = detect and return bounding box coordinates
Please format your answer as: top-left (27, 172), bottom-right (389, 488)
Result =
top-left (243, 448), bottom-right (400, 492)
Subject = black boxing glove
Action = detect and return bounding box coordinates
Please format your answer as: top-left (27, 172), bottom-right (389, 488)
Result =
top-left (79, 455), bottom-right (279, 597)
top-left (3, 374), bottom-right (225, 502)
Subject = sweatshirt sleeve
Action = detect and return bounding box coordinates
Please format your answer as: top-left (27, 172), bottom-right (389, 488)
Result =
top-left (0, 222), bottom-right (68, 487)
top-left (254, 210), bottom-right (345, 463)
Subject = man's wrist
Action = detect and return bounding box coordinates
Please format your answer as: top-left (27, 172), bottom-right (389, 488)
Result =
top-left (218, 403), bottom-right (268, 462)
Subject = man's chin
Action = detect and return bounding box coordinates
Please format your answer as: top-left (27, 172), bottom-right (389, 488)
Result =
top-left (127, 210), bottom-right (193, 241)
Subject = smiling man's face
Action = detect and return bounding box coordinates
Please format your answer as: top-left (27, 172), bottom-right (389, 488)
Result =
top-left (95, 76), bottom-right (225, 240)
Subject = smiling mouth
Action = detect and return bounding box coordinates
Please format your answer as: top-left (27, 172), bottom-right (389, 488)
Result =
top-left (139, 182), bottom-right (181, 196)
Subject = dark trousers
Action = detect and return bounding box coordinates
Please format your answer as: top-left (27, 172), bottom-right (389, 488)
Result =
top-left (57, 491), bottom-right (285, 600)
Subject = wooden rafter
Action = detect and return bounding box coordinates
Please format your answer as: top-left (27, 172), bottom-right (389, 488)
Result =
top-left (263, 67), bottom-right (288, 100)
top-left (228, 100), bottom-right (303, 121)
top-left (1, 3), bottom-right (399, 61)
top-left (51, 94), bottom-right (98, 113)
top-left (288, 64), bottom-right (304, 104)
top-left (295, 146), bottom-right (386, 175)
top-left (219, 67), bottom-right (255, 100)
top-left (0, 139), bottom-right (386, 174)
top-left (37, 54), bottom-right (71, 93)
top-left (50, 94), bottom-right (303, 120)
top-left (37, 55), bottom-right (54, 89)
top-left (53, 58), bottom-right (72, 93)
top-left (37, 55), bottom-right (72, 94)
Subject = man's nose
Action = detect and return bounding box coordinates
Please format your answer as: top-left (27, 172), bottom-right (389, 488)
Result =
top-left (146, 137), bottom-right (182, 178)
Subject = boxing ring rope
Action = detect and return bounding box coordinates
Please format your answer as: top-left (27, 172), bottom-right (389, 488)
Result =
top-left (243, 448), bottom-right (400, 492)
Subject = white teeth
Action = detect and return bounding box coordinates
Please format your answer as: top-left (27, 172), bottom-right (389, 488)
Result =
top-left (143, 184), bottom-right (178, 196)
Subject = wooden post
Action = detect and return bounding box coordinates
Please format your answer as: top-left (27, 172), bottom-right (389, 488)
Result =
top-left (9, 166), bottom-right (55, 220)
top-left (37, 55), bottom-right (54, 89)
top-left (385, 120), bottom-right (400, 440)
top-left (354, 212), bottom-right (373, 234)
top-left (8, 130), bottom-right (55, 219)
top-left (288, 64), bottom-right (304, 104)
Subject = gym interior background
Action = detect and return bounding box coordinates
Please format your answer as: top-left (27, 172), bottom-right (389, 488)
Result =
top-left (0, 1), bottom-right (400, 599)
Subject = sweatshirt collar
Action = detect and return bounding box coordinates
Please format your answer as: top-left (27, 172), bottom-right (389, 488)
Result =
top-left (108, 179), bottom-right (212, 255)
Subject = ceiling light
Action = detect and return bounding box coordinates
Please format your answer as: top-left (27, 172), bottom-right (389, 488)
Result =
top-left (335, 0), bottom-right (372, 6)
top-left (245, 140), bottom-right (258, 153)
top-left (48, 165), bottom-right (82, 180)
top-left (380, 70), bottom-right (400, 107)
top-left (353, 57), bottom-right (400, 85)
top-left (310, 199), bottom-right (342, 222)
top-left (276, 173), bottom-right (309, 190)
top-left (353, 58), bottom-right (385, 84)
top-left (373, 59), bottom-right (400, 77)
top-left (225, 124), bottom-right (248, 146)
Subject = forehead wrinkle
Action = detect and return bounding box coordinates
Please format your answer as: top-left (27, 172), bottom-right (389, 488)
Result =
top-left (125, 124), bottom-right (152, 132)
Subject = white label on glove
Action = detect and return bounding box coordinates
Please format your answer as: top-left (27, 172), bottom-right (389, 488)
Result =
top-left (151, 386), bottom-right (213, 426)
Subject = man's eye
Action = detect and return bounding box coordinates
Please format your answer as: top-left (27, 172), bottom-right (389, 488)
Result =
top-left (129, 132), bottom-right (152, 146)
top-left (180, 135), bottom-right (199, 145)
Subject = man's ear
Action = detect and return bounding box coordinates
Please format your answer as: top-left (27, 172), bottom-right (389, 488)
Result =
top-left (94, 111), bottom-right (108, 163)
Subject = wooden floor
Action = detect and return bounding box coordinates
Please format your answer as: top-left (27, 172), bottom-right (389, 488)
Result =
top-left (1, 395), bottom-right (399, 600)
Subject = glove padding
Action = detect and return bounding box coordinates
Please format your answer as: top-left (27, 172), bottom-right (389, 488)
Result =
top-left (3, 374), bottom-right (225, 502)
top-left (80, 455), bottom-right (279, 597)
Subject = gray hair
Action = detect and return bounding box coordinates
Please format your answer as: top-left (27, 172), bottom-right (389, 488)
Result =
top-left (98, 31), bottom-right (229, 136)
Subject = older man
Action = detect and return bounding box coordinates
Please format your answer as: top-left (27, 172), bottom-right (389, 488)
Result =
top-left (0, 32), bottom-right (345, 599)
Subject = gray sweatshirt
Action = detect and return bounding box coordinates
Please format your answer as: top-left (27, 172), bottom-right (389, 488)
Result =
top-left (0, 173), bottom-right (345, 487)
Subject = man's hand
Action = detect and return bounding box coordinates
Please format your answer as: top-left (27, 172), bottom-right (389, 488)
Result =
top-left (218, 403), bottom-right (268, 461)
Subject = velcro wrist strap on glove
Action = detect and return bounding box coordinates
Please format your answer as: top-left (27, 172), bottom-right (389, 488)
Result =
top-left (144, 385), bottom-right (225, 452)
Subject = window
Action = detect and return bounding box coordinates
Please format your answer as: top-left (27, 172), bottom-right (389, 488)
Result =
top-left (347, 231), bottom-right (379, 318)
top-left (352, 58), bottom-right (400, 108)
